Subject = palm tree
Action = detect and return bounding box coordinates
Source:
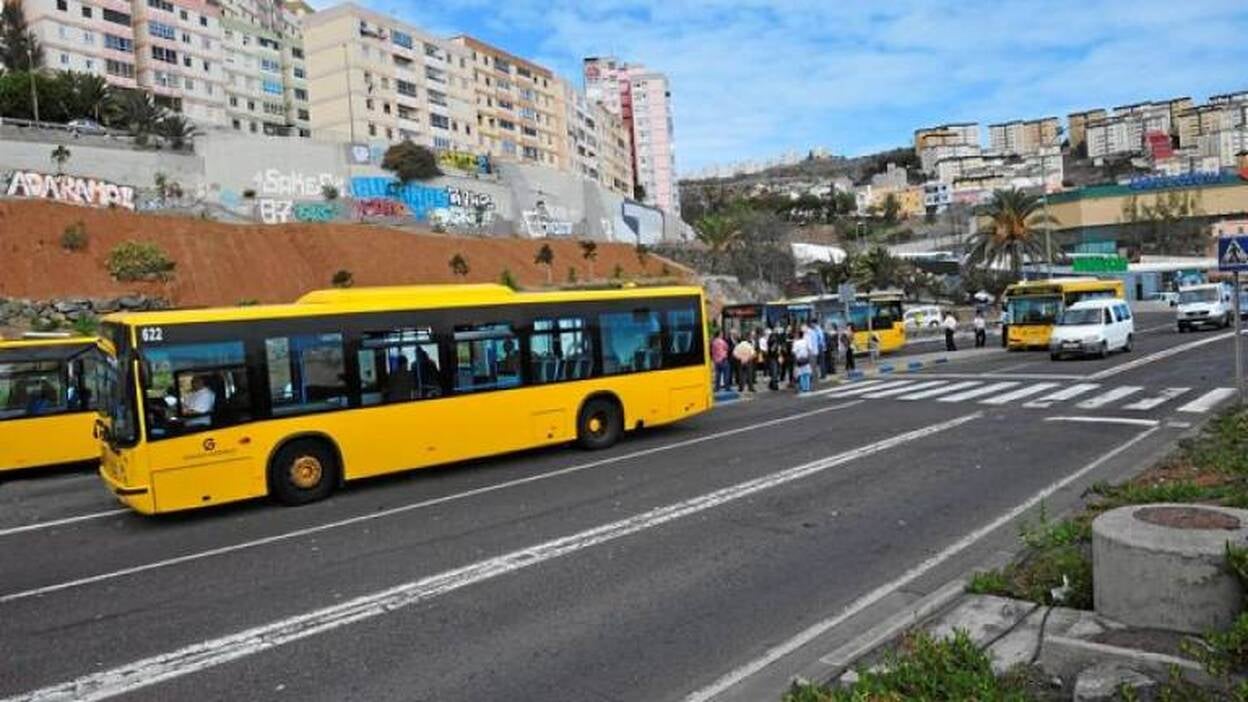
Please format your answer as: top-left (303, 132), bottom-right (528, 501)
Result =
top-left (966, 189), bottom-right (1054, 275)
top-left (694, 213), bottom-right (740, 273)
top-left (110, 90), bottom-right (165, 145)
top-left (50, 144), bottom-right (70, 174)
top-left (61, 71), bottom-right (110, 121)
top-left (579, 240), bottom-right (598, 280)
top-left (156, 113), bottom-right (199, 150)
top-left (534, 243), bottom-right (555, 284)
top-left (852, 246), bottom-right (905, 293)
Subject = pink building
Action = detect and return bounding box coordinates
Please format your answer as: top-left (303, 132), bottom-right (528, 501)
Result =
top-left (131, 0), bottom-right (226, 125)
top-left (23, 0), bottom-right (140, 90)
top-left (584, 56), bottom-right (679, 217)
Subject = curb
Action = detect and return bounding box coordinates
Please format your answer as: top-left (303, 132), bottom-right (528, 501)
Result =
top-left (841, 356), bottom-right (951, 381)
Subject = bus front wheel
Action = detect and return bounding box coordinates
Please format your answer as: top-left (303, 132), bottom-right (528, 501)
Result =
top-left (577, 397), bottom-right (622, 450)
top-left (269, 438), bottom-right (338, 505)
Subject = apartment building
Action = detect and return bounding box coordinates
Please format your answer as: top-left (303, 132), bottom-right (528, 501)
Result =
top-left (22, 0), bottom-right (140, 91)
top-left (560, 78), bottom-right (633, 197)
top-left (585, 56), bottom-right (680, 216)
top-left (1068, 109), bottom-right (1106, 154)
top-left (452, 35), bottom-right (566, 170)
top-left (992, 116), bottom-right (1062, 157)
top-left (302, 3), bottom-right (475, 150)
top-left (913, 123), bottom-right (979, 152)
top-left (129, 0), bottom-right (225, 124)
top-left (217, 0), bottom-right (311, 136)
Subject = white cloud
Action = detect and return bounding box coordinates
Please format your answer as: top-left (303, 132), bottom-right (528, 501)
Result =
top-left (361, 0), bottom-right (1248, 173)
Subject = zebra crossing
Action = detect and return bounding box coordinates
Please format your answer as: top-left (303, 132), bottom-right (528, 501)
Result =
top-left (809, 378), bottom-right (1237, 414)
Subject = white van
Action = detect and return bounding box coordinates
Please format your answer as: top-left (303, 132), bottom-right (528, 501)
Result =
top-left (1177, 283), bottom-right (1234, 332)
top-left (903, 305), bottom-right (943, 329)
top-left (1049, 299), bottom-right (1135, 360)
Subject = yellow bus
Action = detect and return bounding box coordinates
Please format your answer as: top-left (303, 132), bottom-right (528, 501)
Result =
top-left (1, 336), bottom-right (110, 472)
top-left (847, 291), bottom-right (906, 354)
top-left (1005, 278), bottom-right (1126, 349)
top-left (96, 284), bottom-right (711, 514)
top-left (727, 292), bottom-right (906, 355)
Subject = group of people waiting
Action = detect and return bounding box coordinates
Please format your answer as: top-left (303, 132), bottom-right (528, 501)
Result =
top-left (710, 320), bottom-right (867, 395)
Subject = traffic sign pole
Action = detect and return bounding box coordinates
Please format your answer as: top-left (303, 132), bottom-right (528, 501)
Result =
top-left (1236, 271), bottom-right (1244, 406)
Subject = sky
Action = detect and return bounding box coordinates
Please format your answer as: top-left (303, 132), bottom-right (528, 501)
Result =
top-left (342, 0), bottom-right (1248, 176)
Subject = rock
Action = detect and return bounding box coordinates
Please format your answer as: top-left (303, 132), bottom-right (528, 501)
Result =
top-left (118, 295), bottom-right (145, 309)
top-left (1073, 663), bottom-right (1157, 701)
top-left (95, 298), bottom-right (121, 313)
top-left (53, 300), bottom-right (84, 314)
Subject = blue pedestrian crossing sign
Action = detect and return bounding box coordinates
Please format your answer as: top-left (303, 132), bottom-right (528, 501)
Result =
top-left (1219, 236), bottom-right (1248, 272)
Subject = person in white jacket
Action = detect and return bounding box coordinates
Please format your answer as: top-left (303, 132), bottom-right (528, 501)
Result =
top-left (942, 313), bottom-right (958, 352)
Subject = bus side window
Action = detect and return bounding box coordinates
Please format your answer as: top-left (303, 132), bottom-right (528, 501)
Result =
top-left (453, 323), bottom-right (521, 393)
top-left (600, 310), bottom-right (661, 375)
top-left (265, 334), bottom-right (348, 417)
top-left (664, 307), bottom-right (700, 367)
top-left (529, 317), bottom-right (592, 383)
top-left (358, 328), bottom-right (442, 405)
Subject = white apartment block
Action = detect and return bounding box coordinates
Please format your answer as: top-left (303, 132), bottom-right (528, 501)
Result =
top-left (1086, 116), bottom-right (1134, 160)
top-left (560, 78), bottom-right (634, 197)
top-left (987, 117), bottom-right (1059, 157)
top-left (132, 0), bottom-right (226, 125)
top-left (303, 4), bottom-right (476, 150)
top-left (22, 0), bottom-right (140, 90)
top-left (920, 142), bottom-right (979, 175)
top-left (217, 0), bottom-right (311, 136)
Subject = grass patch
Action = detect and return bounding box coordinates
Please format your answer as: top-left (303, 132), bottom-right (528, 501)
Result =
top-left (783, 630), bottom-right (1032, 701)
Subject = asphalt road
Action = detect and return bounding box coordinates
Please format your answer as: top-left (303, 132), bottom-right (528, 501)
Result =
top-left (0, 310), bottom-right (1243, 702)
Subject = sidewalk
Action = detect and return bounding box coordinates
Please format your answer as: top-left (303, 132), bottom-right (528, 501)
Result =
top-left (713, 345), bottom-right (1005, 404)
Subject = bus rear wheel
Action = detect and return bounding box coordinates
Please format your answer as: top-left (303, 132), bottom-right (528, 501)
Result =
top-left (269, 438), bottom-right (338, 505)
top-left (577, 397), bottom-right (622, 450)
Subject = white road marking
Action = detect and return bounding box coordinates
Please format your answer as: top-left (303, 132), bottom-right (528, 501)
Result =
top-left (1122, 387), bottom-right (1191, 411)
top-left (897, 381), bottom-right (982, 401)
top-left (1088, 331), bottom-right (1235, 380)
top-left (937, 382), bottom-right (1019, 403)
top-left (1023, 384), bottom-right (1101, 409)
top-left (904, 372), bottom-right (1085, 381)
top-left (1045, 416), bottom-right (1160, 427)
top-left (808, 380), bottom-right (914, 399)
top-left (683, 424), bottom-right (1161, 702)
top-left (0, 401), bottom-right (867, 604)
top-left (3, 414), bottom-right (983, 702)
top-left (1076, 386), bottom-right (1143, 409)
top-left (802, 380), bottom-right (885, 398)
top-left (0, 509), bottom-right (128, 539)
top-left (861, 381), bottom-right (949, 399)
top-left (978, 383), bottom-right (1060, 406)
top-left (1177, 388), bottom-right (1238, 414)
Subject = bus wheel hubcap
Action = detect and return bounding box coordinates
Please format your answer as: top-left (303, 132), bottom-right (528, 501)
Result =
top-left (291, 456), bottom-right (322, 489)
top-left (588, 415), bottom-right (604, 434)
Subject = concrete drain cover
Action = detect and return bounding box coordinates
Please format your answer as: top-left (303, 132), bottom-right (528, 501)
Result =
top-left (1135, 506), bottom-right (1241, 530)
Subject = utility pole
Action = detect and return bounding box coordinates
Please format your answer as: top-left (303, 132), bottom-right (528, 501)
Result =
top-left (27, 44), bottom-right (40, 124)
top-left (1236, 271), bottom-right (1244, 406)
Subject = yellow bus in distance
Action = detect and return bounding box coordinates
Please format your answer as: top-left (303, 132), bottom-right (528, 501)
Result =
top-left (97, 284), bottom-right (711, 514)
top-left (1, 336), bottom-right (110, 472)
top-left (1005, 278), bottom-right (1126, 349)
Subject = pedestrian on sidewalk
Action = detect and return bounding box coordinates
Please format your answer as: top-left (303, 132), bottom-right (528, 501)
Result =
top-left (868, 332), bottom-right (880, 366)
top-left (841, 323), bottom-right (856, 372)
top-left (711, 331), bottom-right (730, 391)
top-left (766, 326), bottom-right (784, 391)
top-left (973, 310), bottom-right (987, 348)
top-left (942, 312), bottom-right (958, 352)
top-left (733, 334), bottom-right (756, 392)
top-left (793, 328), bottom-right (813, 393)
top-left (999, 305), bottom-right (1010, 348)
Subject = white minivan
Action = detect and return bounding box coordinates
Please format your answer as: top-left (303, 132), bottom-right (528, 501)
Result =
top-left (1177, 283), bottom-right (1234, 332)
top-left (903, 305), bottom-right (943, 329)
top-left (1049, 299), bottom-right (1135, 360)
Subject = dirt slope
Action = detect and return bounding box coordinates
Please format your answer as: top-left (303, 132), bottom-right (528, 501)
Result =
top-left (0, 201), bottom-right (684, 306)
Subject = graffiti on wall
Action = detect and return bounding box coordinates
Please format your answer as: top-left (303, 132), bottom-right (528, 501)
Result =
top-left (523, 201), bottom-right (574, 237)
top-left (252, 169), bottom-right (346, 198)
top-left (349, 178), bottom-right (497, 229)
top-left (354, 198), bottom-right (409, 219)
top-left (5, 170), bottom-right (135, 210)
top-left (293, 202), bottom-right (340, 222)
top-left (437, 151), bottom-right (492, 174)
top-left (257, 199), bottom-right (344, 224)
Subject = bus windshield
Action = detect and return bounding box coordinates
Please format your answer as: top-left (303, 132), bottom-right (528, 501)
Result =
top-left (1008, 295), bottom-right (1062, 325)
top-left (849, 301), bottom-right (904, 330)
top-left (100, 355), bottom-right (138, 446)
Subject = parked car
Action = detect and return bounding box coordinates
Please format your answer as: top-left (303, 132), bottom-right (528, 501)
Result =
top-left (1050, 299), bottom-right (1134, 360)
top-left (66, 118), bottom-right (105, 134)
top-left (903, 305), bottom-right (943, 329)
top-left (1152, 291), bottom-right (1180, 307)
top-left (1177, 283), bottom-right (1234, 332)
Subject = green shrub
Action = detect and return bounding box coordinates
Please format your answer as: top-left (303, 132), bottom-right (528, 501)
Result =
top-left (566, 266), bottom-right (577, 283)
top-left (499, 268), bottom-right (519, 291)
top-left (331, 269), bottom-right (354, 288)
top-left (60, 221), bottom-right (88, 252)
top-left (72, 314), bottom-right (99, 336)
top-left (786, 630), bottom-right (1030, 701)
top-left (106, 241), bottom-right (176, 281)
